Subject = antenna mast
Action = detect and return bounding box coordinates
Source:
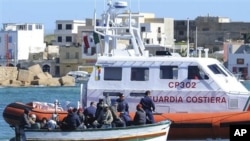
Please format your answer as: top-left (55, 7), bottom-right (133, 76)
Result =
top-left (187, 18), bottom-right (190, 57)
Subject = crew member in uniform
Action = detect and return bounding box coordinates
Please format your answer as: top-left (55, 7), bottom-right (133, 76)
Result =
top-left (140, 90), bottom-right (155, 124)
top-left (116, 93), bottom-right (131, 126)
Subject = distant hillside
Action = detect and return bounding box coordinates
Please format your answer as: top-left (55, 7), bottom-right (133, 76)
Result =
top-left (44, 34), bottom-right (55, 45)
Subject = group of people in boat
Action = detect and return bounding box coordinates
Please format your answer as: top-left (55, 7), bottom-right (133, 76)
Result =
top-left (21, 90), bottom-right (155, 130)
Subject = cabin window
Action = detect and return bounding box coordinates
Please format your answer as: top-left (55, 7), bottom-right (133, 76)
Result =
top-left (160, 66), bottom-right (178, 79)
top-left (104, 67), bottom-right (122, 81)
top-left (131, 67), bottom-right (149, 81)
top-left (130, 92), bottom-right (146, 97)
top-left (188, 66), bottom-right (209, 80)
top-left (208, 64), bottom-right (227, 77)
top-left (103, 92), bottom-right (122, 97)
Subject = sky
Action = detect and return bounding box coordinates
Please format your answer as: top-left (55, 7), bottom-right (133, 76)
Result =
top-left (1, 0), bottom-right (250, 34)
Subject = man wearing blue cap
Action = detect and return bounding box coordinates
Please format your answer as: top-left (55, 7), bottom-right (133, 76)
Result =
top-left (116, 93), bottom-right (131, 126)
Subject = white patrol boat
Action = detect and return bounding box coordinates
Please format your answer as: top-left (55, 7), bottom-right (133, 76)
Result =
top-left (80, 0), bottom-right (250, 140)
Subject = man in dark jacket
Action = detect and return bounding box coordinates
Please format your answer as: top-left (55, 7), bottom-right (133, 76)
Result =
top-left (140, 90), bottom-right (155, 124)
top-left (133, 104), bottom-right (146, 125)
top-left (84, 101), bottom-right (97, 128)
top-left (95, 99), bottom-right (104, 118)
top-left (116, 93), bottom-right (131, 126)
top-left (116, 93), bottom-right (129, 113)
top-left (62, 107), bottom-right (81, 130)
top-left (21, 108), bottom-right (31, 128)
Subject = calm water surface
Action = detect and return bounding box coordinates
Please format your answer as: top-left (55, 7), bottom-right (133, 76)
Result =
top-left (0, 86), bottom-right (80, 141)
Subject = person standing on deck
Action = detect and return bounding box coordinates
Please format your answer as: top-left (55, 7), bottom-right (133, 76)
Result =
top-left (116, 93), bottom-right (131, 126)
top-left (140, 90), bottom-right (155, 124)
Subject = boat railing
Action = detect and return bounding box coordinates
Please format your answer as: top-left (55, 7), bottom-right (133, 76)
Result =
top-left (227, 91), bottom-right (250, 95)
top-left (93, 0), bottom-right (147, 57)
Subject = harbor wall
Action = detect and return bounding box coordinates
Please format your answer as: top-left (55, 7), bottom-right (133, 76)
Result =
top-left (0, 65), bottom-right (75, 87)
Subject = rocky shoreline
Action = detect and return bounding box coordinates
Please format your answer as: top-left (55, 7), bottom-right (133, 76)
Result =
top-left (0, 64), bottom-right (75, 87)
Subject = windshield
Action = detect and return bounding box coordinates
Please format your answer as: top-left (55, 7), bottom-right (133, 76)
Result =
top-left (208, 64), bottom-right (228, 77)
top-left (219, 64), bottom-right (234, 77)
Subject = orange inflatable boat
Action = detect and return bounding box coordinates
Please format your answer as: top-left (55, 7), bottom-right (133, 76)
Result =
top-left (3, 102), bottom-right (68, 126)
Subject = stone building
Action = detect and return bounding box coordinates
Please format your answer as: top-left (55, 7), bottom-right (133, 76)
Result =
top-left (174, 16), bottom-right (250, 53)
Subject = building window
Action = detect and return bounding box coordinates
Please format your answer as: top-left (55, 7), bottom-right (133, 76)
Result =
top-left (145, 39), bottom-right (150, 44)
top-left (42, 65), bottom-right (50, 73)
top-left (104, 67), bottom-right (122, 81)
top-left (141, 26), bottom-right (146, 32)
top-left (179, 31), bottom-right (184, 36)
top-left (126, 29), bottom-right (129, 33)
top-left (202, 28), bottom-right (209, 31)
top-left (28, 25), bottom-right (32, 30)
top-left (75, 52), bottom-right (79, 59)
top-left (177, 21), bottom-right (185, 26)
top-left (66, 36), bottom-right (72, 42)
top-left (157, 37), bottom-right (161, 44)
top-left (158, 27), bottom-right (161, 33)
top-left (36, 24), bottom-right (42, 29)
top-left (8, 36), bottom-right (12, 43)
top-left (66, 52), bottom-right (70, 59)
top-left (131, 67), bottom-right (149, 81)
top-left (18, 25), bottom-right (27, 30)
top-left (237, 58), bottom-right (244, 64)
top-left (57, 24), bottom-right (62, 30)
top-left (66, 24), bottom-right (72, 30)
top-left (160, 66), bottom-right (178, 79)
top-left (57, 36), bottom-right (62, 42)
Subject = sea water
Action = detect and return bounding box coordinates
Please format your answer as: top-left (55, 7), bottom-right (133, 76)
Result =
top-left (0, 86), bottom-right (80, 141)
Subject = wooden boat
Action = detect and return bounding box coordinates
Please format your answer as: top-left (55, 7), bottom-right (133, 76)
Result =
top-left (152, 112), bottom-right (250, 140)
top-left (22, 120), bottom-right (171, 141)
